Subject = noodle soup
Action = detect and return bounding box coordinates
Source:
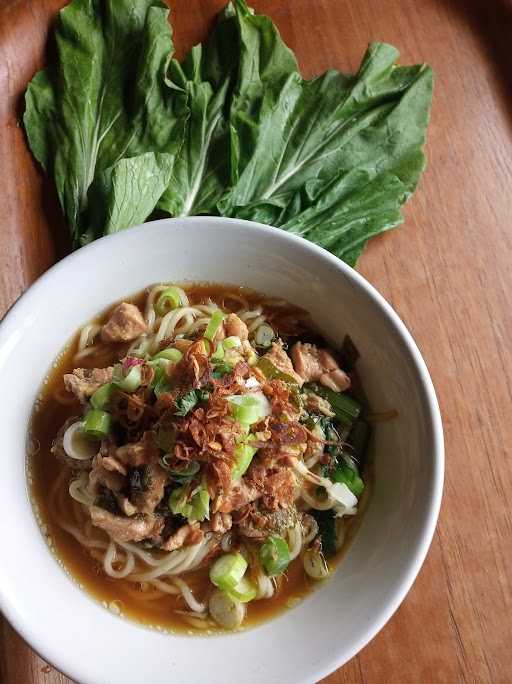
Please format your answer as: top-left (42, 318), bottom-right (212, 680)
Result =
top-left (29, 283), bottom-right (370, 633)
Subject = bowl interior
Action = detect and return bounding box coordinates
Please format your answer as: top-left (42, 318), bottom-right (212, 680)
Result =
top-left (0, 217), bottom-right (443, 684)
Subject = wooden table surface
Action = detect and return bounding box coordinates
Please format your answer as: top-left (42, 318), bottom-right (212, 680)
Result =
top-left (1, 1), bottom-right (512, 682)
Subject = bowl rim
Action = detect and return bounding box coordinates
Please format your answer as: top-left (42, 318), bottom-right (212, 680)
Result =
top-left (0, 216), bottom-right (444, 683)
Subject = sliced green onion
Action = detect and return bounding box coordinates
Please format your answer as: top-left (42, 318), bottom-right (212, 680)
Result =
top-left (153, 348), bottom-right (183, 363)
top-left (62, 421), bottom-right (98, 460)
top-left (227, 577), bottom-right (257, 603)
top-left (254, 324), bottom-right (274, 348)
top-left (167, 460), bottom-right (200, 481)
top-left (168, 484), bottom-right (209, 521)
top-left (211, 343), bottom-right (225, 361)
top-left (168, 486), bottom-right (192, 518)
top-left (228, 392), bottom-right (270, 425)
top-left (83, 409), bottom-right (111, 439)
top-left (223, 336), bottom-right (241, 350)
top-left (112, 363), bottom-right (142, 393)
top-left (209, 553), bottom-right (248, 592)
top-left (155, 287), bottom-right (183, 316)
top-left (259, 536), bottom-right (290, 576)
top-left (90, 383), bottom-right (114, 410)
top-left (190, 488), bottom-right (210, 522)
top-left (148, 358), bottom-right (170, 372)
top-left (232, 440), bottom-right (257, 480)
top-left (204, 310), bottom-right (226, 342)
top-left (230, 397), bottom-right (262, 424)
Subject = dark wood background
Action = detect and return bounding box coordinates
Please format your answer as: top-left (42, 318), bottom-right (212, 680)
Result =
top-left (1, 1), bottom-right (511, 682)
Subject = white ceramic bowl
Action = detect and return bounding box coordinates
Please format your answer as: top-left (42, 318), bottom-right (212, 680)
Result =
top-left (0, 217), bottom-right (443, 684)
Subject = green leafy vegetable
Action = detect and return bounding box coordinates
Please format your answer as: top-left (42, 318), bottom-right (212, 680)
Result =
top-left (212, 362), bottom-right (234, 379)
top-left (313, 510), bottom-right (337, 557)
top-left (24, 0), bottom-right (183, 247)
top-left (166, 460), bottom-right (200, 483)
top-left (158, 5), bottom-right (238, 216)
top-left (174, 388), bottom-right (210, 416)
top-left (174, 390), bottom-right (200, 416)
top-left (347, 419), bottom-right (371, 466)
top-left (219, 21), bottom-right (433, 265)
top-left (307, 382), bottom-right (361, 428)
top-left (331, 463), bottom-right (365, 496)
top-left (90, 152), bottom-right (174, 238)
top-left (24, 0), bottom-right (433, 265)
top-left (318, 415), bottom-right (366, 496)
top-left (151, 365), bottom-right (172, 398)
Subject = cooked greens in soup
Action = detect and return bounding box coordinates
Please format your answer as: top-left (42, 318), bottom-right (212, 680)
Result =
top-left (29, 284), bottom-right (370, 632)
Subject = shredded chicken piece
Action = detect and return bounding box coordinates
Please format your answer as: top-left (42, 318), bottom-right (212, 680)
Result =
top-left (291, 342), bottom-right (350, 392)
top-left (116, 496), bottom-right (137, 517)
top-left (210, 512), bottom-right (233, 534)
top-left (320, 368), bottom-right (351, 392)
top-left (101, 302), bottom-right (146, 343)
top-left (116, 432), bottom-right (159, 467)
top-left (218, 481), bottom-right (262, 513)
top-left (161, 522), bottom-right (204, 551)
top-left (225, 313), bottom-right (249, 341)
top-left (263, 341), bottom-right (304, 385)
top-left (87, 456), bottom-right (125, 496)
top-left (208, 461), bottom-right (232, 500)
top-left (63, 367), bottom-right (113, 403)
top-left (101, 456), bottom-right (127, 476)
top-left (90, 507), bottom-right (163, 543)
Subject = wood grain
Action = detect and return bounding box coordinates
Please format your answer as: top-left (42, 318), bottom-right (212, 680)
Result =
top-left (1, 1), bottom-right (512, 682)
